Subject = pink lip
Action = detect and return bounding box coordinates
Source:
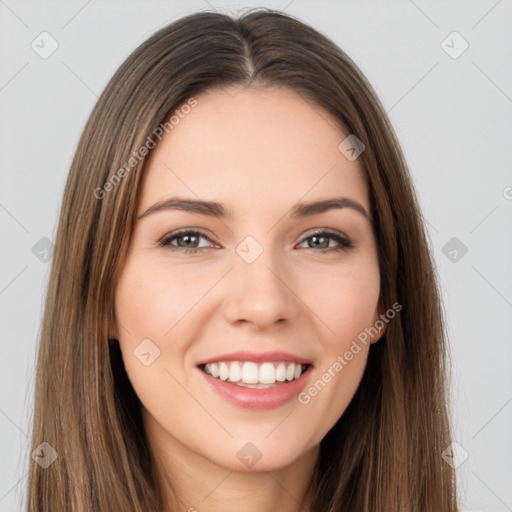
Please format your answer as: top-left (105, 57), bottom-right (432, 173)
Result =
top-left (197, 365), bottom-right (313, 410)
top-left (196, 350), bottom-right (313, 366)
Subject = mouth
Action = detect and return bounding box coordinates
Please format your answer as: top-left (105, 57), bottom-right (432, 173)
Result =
top-left (195, 350), bottom-right (314, 409)
top-left (197, 360), bottom-right (314, 410)
top-left (198, 361), bottom-right (312, 389)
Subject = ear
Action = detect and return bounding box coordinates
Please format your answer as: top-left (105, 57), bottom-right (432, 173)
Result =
top-left (108, 318), bottom-right (120, 341)
top-left (371, 323), bottom-right (386, 344)
top-left (369, 309), bottom-right (387, 344)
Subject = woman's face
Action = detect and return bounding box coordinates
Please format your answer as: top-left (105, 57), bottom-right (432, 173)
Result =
top-left (113, 85), bottom-right (382, 472)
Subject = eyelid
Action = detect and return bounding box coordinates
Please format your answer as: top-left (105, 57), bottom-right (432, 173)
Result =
top-left (297, 228), bottom-right (353, 250)
top-left (300, 227), bottom-right (349, 240)
top-left (159, 227), bottom-right (353, 253)
top-left (158, 227), bottom-right (214, 247)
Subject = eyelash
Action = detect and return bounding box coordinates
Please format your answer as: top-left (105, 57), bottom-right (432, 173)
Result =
top-left (158, 228), bottom-right (354, 254)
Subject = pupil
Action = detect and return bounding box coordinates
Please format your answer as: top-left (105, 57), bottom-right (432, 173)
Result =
top-left (180, 235), bottom-right (197, 248)
top-left (311, 235), bottom-right (328, 248)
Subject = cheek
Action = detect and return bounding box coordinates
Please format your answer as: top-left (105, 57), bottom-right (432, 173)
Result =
top-left (114, 256), bottom-right (225, 401)
top-left (291, 257), bottom-right (379, 429)
top-left (114, 258), bottom-right (214, 341)
top-left (295, 257), bottom-right (381, 346)
top-left (113, 259), bottom-right (200, 414)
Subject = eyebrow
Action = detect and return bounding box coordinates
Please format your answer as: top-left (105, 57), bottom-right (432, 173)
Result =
top-left (137, 196), bottom-right (370, 221)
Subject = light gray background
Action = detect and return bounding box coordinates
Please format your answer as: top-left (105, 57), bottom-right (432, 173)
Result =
top-left (1, 0), bottom-right (511, 510)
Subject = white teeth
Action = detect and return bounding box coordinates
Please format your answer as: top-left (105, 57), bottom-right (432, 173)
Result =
top-left (203, 363), bottom-right (220, 378)
top-left (218, 362), bottom-right (229, 381)
top-left (228, 362), bottom-right (242, 382)
top-left (259, 362), bottom-right (275, 384)
top-left (275, 363), bottom-right (287, 382)
top-left (210, 363), bottom-right (219, 378)
top-left (241, 362), bottom-right (259, 384)
top-left (201, 361), bottom-right (307, 385)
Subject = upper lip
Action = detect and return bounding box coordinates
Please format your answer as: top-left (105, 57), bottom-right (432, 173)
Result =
top-left (196, 351), bottom-right (313, 366)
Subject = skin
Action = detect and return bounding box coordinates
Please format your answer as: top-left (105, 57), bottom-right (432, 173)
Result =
top-left (112, 85), bottom-right (385, 512)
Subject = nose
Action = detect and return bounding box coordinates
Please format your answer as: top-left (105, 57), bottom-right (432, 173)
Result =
top-left (222, 245), bottom-right (301, 330)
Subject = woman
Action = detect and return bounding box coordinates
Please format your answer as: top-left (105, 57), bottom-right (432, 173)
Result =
top-left (27, 8), bottom-right (458, 511)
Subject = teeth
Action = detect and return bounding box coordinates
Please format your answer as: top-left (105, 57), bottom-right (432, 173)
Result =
top-left (228, 362), bottom-right (242, 382)
top-left (219, 362), bottom-right (229, 381)
top-left (259, 362), bottom-right (275, 384)
top-left (241, 361), bottom-right (259, 383)
top-left (210, 363), bottom-right (220, 378)
top-left (202, 361), bottom-right (307, 385)
top-left (275, 363), bottom-right (287, 382)
top-left (285, 363), bottom-right (295, 381)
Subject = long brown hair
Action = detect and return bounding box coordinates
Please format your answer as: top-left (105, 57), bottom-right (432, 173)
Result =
top-left (27, 8), bottom-right (457, 511)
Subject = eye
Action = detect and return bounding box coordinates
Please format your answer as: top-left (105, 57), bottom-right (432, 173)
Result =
top-left (158, 228), bottom-right (354, 254)
top-left (158, 229), bottom-right (213, 253)
top-left (298, 230), bottom-right (353, 252)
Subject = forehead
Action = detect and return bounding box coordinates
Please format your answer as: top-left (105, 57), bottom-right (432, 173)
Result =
top-left (139, 85), bottom-right (369, 214)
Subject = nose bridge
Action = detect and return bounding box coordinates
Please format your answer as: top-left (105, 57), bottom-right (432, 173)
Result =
top-left (223, 235), bottom-right (299, 327)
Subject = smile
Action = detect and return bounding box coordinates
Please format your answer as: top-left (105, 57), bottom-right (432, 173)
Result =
top-left (200, 361), bottom-right (308, 388)
top-left (197, 362), bottom-right (313, 410)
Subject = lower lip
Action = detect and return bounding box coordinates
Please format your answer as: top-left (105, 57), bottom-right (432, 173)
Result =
top-left (197, 365), bottom-right (313, 410)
